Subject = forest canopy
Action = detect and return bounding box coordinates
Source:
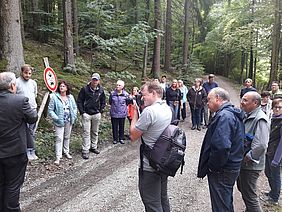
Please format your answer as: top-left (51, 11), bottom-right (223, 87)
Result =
top-left (0, 0), bottom-right (281, 89)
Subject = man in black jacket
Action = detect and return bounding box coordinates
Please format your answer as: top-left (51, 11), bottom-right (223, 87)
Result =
top-left (77, 73), bottom-right (106, 159)
top-left (0, 72), bottom-right (38, 212)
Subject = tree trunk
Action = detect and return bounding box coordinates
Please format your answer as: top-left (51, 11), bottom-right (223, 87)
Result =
top-left (182, 0), bottom-right (190, 66)
top-left (31, 0), bottom-right (40, 41)
top-left (164, 0), bottom-right (172, 72)
top-left (0, 0), bottom-right (25, 73)
top-left (72, 0), bottom-right (79, 55)
top-left (132, 0), bottom-right (139, 67)
top-left (142, 0), bottom-right (150, 79)
top-left (268, 0), bottom-right (281, 88)
top-left (253, 29), bottom-right (259, 87)
top-left (245, 52), bottom-right (249, 80)
top-left (279, 35), bottom-right (282, 81)
top-left (142, 43), bottom-right (148, 79)
top-left (63, 0), bottom-right (75, 72)
top-left (19, 0), bottom-right (25, 43)
top-left (248, 46), bottom-right (254, 79)
top-left (248, 0), bottom-right (255, 80)
top-left (240, 49), bottom-right (245, 84)
top-left (151, 0), bottom-right (161, 79)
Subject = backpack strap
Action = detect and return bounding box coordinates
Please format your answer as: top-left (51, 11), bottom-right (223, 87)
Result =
top-left (140, 137), bottom-right (157, 172)
top-left (180, 160), bottom-right (185, 174)
top-left (140, 137), bottom-right (145, 173)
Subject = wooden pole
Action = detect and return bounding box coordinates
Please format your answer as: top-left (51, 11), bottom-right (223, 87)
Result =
top-left (34, 92), bottom-right (49, 132)
top-left (34, 57), bottom-right (51, 132)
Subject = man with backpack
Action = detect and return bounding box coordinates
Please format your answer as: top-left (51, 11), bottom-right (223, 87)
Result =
top-left (130, 81), bottom-right (172, 212)
top-left (197, 87), bottom-right (245, 211)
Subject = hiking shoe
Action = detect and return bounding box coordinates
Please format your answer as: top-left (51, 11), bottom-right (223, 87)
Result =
top-left (113, 140), bottom-right (118, 144)
top-left (119, 140), bottom-right (125, 144)
top-left (54, 159), bottom-right (60, 165)
top-left (260, 195), bottom-right (279, 205)
top-left (28, 152), bottom-right (38, 160)
top-left (64, 153), bottom-right (72, 159)
top-left (82, 152), bottom-right (89, 160)
top-left (89, 148), bottom-right (100, 154)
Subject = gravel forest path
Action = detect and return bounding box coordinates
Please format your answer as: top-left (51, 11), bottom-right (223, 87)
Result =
top-left (20, 76), bottom-right (278, 212)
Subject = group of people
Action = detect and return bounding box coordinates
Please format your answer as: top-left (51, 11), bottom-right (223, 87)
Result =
top-left (129, 76), bottom-right (282, 212)
top-left (154, 74), bottom-right (218, 130)
top-left (2, 64), bottom-right (282, 212)
top-left (198, 80), bottom-right (282, 212)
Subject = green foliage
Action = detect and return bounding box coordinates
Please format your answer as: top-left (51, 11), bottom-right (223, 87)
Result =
top-left (106, 70), bottom-right (138, 84)
top-left (0, 59), bottom-right (8, 71)
top-left (195, 0), bottom-right (274, 86)
top-left (75, 57), bottom-right (91, 74)
top-left (82, 21), bottom-right (155, 70)
top-left (180, 55), bottom-right (205, 87)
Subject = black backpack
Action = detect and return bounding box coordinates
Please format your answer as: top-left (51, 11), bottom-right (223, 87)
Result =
top-left (140, 124), bottom-right (186, 177)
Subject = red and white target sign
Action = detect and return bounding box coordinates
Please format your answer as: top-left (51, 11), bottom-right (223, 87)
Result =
top-left (43, 67), bottom-right (58, 92)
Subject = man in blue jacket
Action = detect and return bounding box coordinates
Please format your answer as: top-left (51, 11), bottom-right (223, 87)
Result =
top-left (197, 87), bottom-right (245, 212)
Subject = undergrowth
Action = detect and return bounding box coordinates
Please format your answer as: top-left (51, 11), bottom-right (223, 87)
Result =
top-left (23, 39), bottom-right (201, 161)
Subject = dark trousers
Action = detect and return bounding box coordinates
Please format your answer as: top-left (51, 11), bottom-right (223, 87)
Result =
top-left (265, 155), bottom-right (281, 202)
top-left (111, 117), bottom-right (125, 141)
top-left (190, 106), bottom-right (201, 127)
top-left (138, 169), bottom-right (170, 212)
top-left (26, 123), bottom-right (36, 149)
top-left (237, 169), bottom-right (262, 212)
top-left (180, 102), bottom-right (186, 120)
top-left (207, 170), bottom-right (239, 212)
top-left (0, 153), bottom-right (28, 212)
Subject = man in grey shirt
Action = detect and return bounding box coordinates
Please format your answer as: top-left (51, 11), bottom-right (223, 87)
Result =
top-left (130, 81), bottom-right (172, 212)
top-left (16, 64), bottom-right (38, 160)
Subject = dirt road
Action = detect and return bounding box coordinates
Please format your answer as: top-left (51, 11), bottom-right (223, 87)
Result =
top-left (20, 76), bottom-right (276, 212)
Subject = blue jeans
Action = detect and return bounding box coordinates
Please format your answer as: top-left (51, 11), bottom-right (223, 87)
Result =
top-left (138, 169), bottom-right (170, 212)
top-left (190, 106), bottom-right (201, 127)
top-left (207, 170), bottom-right (239, 212)
top-left (265, 155), bottom-right (281, 202)
top-left (168, 101), bottom-right (179, 124)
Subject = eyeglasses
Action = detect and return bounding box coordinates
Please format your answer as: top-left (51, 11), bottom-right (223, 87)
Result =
top-left (273, 106), bottom-right (282, 110)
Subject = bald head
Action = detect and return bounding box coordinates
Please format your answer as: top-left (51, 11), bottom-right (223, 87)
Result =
top-left (241, 91), bottom-right (261, 113)
top-left (207, 87), bottom-right (230, 112)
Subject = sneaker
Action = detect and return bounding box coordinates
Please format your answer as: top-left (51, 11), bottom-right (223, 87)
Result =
top-left (260, 195), bottom-right (279, 205)
top-left (82, 152), bottom-right (89, 160)
top-left (28, 151), bottom-right (38, 160)
top-left (64, 153), bottom-right (72, 159)
top-left (27, 151), bottom-right (32, 160)
top-left (31, 153), bottom-right (39, 160)
top-left (113, 140), bottom-right (118, 144)
top-left (197, 126), bottom-right (201, 131)
top-left (89, 148), bottom-right (100, 154)
top-left (54, 159), bottom-right (60, 165)
top-left (191, 126), bottom-right (196, 130)
top-left (119, 140), bottom-right (125, 144)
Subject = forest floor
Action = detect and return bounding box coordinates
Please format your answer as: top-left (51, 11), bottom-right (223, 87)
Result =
top-left (20, 76), bottom-right (281, 212)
